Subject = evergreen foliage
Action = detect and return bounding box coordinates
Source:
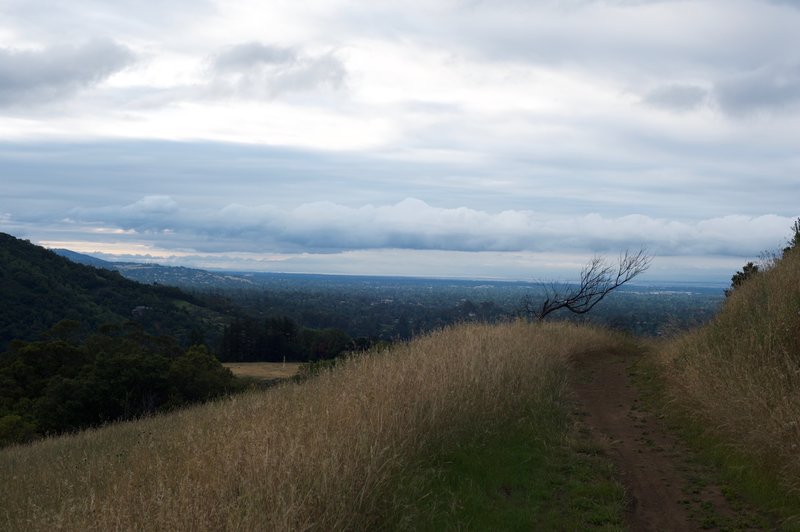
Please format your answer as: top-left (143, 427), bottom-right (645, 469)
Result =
top-left (218, 315), bottom-right (360, 362)
top-left (725, 261), bottom-right (759, 296)
top-left (0, 321), bottom-right (238, 446)
top-left (785, 217), bottom-right (800, 254)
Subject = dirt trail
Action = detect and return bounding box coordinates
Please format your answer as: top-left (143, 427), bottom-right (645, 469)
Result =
top-left (570, 351), bottom-right (753, 531)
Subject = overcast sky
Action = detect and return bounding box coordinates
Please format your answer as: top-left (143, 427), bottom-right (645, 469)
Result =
top-left (1, 0), bottom-right (798, 282)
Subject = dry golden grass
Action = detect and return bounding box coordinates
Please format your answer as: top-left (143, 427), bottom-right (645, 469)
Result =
top-left (656, 249), bottom-right (800, 495)
top-left (223, 361), bottom-right (302, 380)
top-left (0, 320), bottom-right (621, 531)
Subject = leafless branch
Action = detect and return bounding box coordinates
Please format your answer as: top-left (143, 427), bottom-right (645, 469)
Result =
top-left (520, 248), bottom-right (652, 321)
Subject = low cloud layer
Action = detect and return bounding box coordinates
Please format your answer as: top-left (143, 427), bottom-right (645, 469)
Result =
top-left (0, 40), bottom-right (135, 106)
top-left (68, 196), bottom-right (794, 258)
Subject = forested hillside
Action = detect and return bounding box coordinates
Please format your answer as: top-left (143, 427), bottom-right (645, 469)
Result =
top-left (0, 234), bottom-right (247, 445)
top-left (0, 233), bottom-right (226, 349)
top-left (0, 233), bottom-right (373, 448)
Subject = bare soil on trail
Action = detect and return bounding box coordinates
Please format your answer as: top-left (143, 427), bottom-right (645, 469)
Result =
top-left (570, 351), bottom-right (766, 531)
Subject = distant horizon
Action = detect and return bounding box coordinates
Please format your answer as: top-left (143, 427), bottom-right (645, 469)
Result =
top-left (48, 242), bottom-right (732, 289)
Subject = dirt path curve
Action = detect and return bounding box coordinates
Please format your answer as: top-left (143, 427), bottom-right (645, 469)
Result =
top-left (570, 351), bottom-right (748, 531)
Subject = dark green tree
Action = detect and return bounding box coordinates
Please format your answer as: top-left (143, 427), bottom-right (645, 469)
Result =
top-left (725, 262), bottom-right (759, 297)
top-left (167, 345), bottom-right (237, 404)
top-left (784, 217), bottom-right (800, 255)
top-left (0, 324), bottom-right (237, 446)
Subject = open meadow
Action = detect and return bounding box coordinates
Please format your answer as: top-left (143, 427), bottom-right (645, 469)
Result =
top-left (0, 321), bottom-right (628, 531)
top-left (223, 361), bottom-right (302, 381)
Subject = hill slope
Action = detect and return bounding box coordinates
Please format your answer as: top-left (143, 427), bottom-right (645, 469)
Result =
top-left (0, 321), bottom-right (629, 530)
top-left (0, 233), bottom-right (226, 348)
top-left (656, 247), bottom-right (800, 519)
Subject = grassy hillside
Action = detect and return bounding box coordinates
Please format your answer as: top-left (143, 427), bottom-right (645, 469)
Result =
top-left (0, 321), bottom-right (628, 531)
top-left (655, 248), bottom-right (800, 519)
top-left (0, 233), bottom-right (226, 348)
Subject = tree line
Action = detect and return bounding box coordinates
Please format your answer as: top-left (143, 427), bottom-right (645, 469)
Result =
top-left (217, 315), bottom-right (378, 362)
top-left (0, 320), bottom-right (238, 446)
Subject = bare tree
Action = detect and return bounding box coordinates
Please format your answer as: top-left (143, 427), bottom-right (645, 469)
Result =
top-left (520, 248), bottom-right (652, 321)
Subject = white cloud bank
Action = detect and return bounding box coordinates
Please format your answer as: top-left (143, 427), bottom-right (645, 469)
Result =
top-left (68, 196), bottom-right (794, 258)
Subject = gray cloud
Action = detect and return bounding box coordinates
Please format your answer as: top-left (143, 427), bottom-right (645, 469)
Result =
top-left (209, 42), bottom-right (346, 98)
top-left (642, 64), bottom-right (800, 116)
top-left (713, 63), bottom-right (800, 115)
top-left (0, 39), bottom-right (135, 106)
top-left (643, 83), bottom-right (709, 111)
top-left (124, 195), bottom-right (179, 215)
top-left (68, 196), bottom-right (796, 257)
top-left (765, 0), bottom-right (800, 9)
top-left (213, 43), bottom-right (296, 72)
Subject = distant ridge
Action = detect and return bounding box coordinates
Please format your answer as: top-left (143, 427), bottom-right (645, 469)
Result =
top-left (51, 248), bottom-right (255, 289)
top-left (52, 248), bottom-right (116, 269)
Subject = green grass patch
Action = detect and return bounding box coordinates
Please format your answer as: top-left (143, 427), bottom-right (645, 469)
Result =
top-left (630, 353), bottom-right (800, 531)
top-left (390, 406), bottom-right (626, 531)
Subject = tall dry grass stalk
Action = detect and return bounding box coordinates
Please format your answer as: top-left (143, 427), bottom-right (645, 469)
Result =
top-left (0, 320), bottom-right (619, 531)
top-left (656, 249), bottom-right (800, 494)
